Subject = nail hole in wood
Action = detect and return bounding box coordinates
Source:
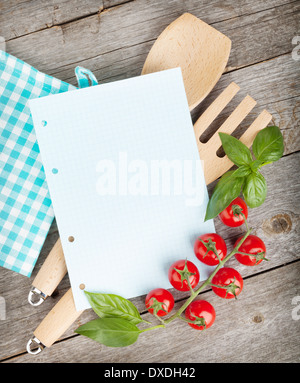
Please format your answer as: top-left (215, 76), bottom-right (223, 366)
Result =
top-left (68, 236), bottom-right (75, 242)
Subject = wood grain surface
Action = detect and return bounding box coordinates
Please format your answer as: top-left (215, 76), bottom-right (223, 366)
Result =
top-left (0, 0), bottom-right (299, 363)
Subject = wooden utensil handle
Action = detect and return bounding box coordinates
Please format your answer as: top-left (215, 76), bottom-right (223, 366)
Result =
top-left (33, 288), bottom-right (83, 348)
top-left (32, 238), bottom-right (67, 297)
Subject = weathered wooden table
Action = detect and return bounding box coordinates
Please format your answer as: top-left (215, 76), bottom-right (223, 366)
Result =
top-left (1, 0), bottom-right (299, 363)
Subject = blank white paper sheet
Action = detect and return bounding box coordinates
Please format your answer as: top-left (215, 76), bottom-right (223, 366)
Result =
top-left (29, 68), bottom-right (215, 311)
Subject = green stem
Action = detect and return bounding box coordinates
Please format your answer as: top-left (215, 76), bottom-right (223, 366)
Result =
top-left (141, 324), bottom-right (165, 332)
top-left (241, 213), bottom-right (249, 231)
top-left (154, 314), bottom-right (166, 325)
top-left (198, 238), bottom-right (222, 264)
top-left (187, 278), bottom-right (195, 295)
top-left (209, 282), bottom-right (227, 289)
top-left (215, 251), bottom-right (222, 264)
top-left (178, 316), bottom-right (199, 324)
top-left (164, 228), bottom-right (252, 325)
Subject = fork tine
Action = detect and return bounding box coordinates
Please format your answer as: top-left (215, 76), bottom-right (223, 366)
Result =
top-left (239, 109), bottom-right (272, 147)
top-left (202, 109), bottom-right (272, 185)
top-left (194, 82), bottom-right (240, 139)
top-left (206, 94), bottom-right (257, 150)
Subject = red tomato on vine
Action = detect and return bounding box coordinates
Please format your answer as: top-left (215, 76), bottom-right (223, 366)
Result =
top-left (211, 267), bottom-right (243, 299)
top-left (194, 233), bottom-right (227, 266)
top-left (185, 300), bottom-right (216, 330)
top-left (234, 235), bottom-right (268, 266)
top-left (168, 259), bottom-right (200, 291)
top-left (145, 288), bottom-right (174, 317)
top-left (219, 197), bottom-right (248, 227)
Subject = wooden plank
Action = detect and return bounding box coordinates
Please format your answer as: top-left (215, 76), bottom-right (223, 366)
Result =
top-left (4, 0), bottom-right (299, 76)
top-left (0, 1), bottom-right (140, 42)
top-left (103, 0), bottom-right (133, 8)
top-left (0, 1), bottom-right (104, 40)
top-left (1, 151), bottom-right (299, 360)
top-left (0, 0), bottom-right (295, 41)
top-left (5, 261), bottom-right (300, 363)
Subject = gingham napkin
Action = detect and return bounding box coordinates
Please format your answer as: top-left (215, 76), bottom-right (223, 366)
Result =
top-left (0, 51), bottom-right (97, 277)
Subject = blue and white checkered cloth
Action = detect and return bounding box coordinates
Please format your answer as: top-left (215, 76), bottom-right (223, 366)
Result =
top-left (0, 50), bottom-right (76, 277)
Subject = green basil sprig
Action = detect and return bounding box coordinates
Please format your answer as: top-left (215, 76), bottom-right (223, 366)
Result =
top-left (205, 126), bottom-right (284, 220)
top-left (75, 317), bottom-right (142, 348)
top-left (75, 291), bottom-right (161, 348)
top-left (84, 291), bottom-right (145, 325)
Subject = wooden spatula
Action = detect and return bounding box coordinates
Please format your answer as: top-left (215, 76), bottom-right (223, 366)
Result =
top-left (28, 13), bottom-right (231, 306)
top-left (26, 82), bottom-right (272, 354)
top-left (142, 13), bottom-right (231, 111)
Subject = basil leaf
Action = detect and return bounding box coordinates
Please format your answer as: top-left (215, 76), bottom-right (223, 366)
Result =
top-left (205, 171), bottom-right (244, 221)
top-left (232, 164), bottom-right (251, 178)
top-left (243, 172), bottom-right (267, 208)
top-left (249, 159), bottom-right (263, 172)
top-left (85, 291), bottom-right (144, 325)
top-left (219, 132), bottom-right (253, 166)
top-left (252, 126), bottom-right (284, 163)
top-left (75, 317), bottom-right (141, 347)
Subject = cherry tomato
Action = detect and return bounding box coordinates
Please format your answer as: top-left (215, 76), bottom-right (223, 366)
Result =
top-left (211, 267), bottom-right (243, 299)
top-left (194, 233), bottom-right (227, 266)
top-left (168, 259), bottom-right (200, 291)
top-left (219, 197), bottom-right (248, 227)
top-left (145, 288), bottom-right (174, 316)
top-left (185, 300), bottom-right (216, 330)
top-left (234, 235), bottom-right (267, 266)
